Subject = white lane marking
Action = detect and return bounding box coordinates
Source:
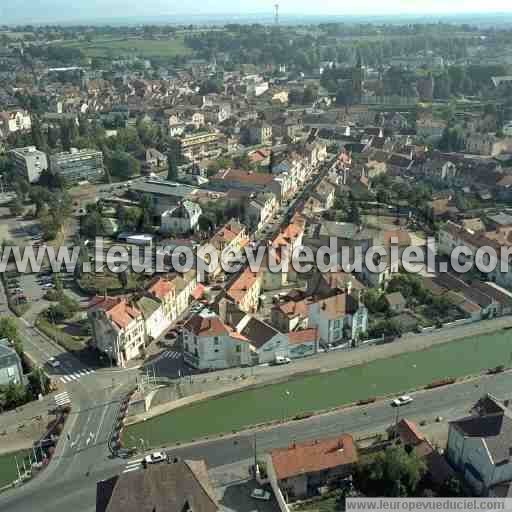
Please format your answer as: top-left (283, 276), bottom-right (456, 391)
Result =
top-left (71, 372), bottom-right (81, 379)
top-left (123, 466), bottom-right (140, 474)
top-left (93, 403), bottom-right (109, 444)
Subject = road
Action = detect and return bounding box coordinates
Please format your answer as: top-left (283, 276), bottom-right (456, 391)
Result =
top-left (1, 370), bottom-right (511, 512)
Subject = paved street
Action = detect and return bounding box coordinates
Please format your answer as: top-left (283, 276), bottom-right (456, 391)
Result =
top-left (1, 370), bottom-right (511, 512)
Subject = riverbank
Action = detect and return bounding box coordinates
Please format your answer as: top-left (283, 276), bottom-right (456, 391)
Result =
top-left (123, 325), bottom-right (512, 448)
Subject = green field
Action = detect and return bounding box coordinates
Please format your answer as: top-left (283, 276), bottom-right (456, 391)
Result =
top-left (124, 329), bottom-right (512, 448)
top-left (0, 451), bottom-right (32, 489)
top-left (59, 36), bottom-right (191, 58)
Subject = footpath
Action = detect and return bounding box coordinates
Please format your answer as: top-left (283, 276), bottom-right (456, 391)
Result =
top-left (126, 315), bottom-right (512, 425)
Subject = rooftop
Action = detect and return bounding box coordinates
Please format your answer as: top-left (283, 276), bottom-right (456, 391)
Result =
top-left (269, 434), bottom-right (358, 481)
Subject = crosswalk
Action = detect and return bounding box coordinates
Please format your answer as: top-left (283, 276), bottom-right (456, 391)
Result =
top-left (161, 351), bottom-right (181, 360)
top-left (58, 368), bottom-right (95, 384)
top-left (123, 459), bottom-right (143, 474)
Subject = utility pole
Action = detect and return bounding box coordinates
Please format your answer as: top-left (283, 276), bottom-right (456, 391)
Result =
top-left (14, 455), bottom-right (21, 481)
top-left (253, 432), bottom-right (257, 469)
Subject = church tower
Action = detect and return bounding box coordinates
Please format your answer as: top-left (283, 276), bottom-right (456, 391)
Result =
top-left (352, 51), bottom-right (364, 103)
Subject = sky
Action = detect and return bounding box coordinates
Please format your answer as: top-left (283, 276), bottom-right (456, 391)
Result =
top-left (2, 0), bottom-right (512, 24)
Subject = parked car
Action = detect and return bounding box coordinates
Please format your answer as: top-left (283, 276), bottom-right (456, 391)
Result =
top-left (251, 488), bottom-right (271, 501)
top-left (42, 283), bottom-right (54, 290)
top-left (391, 395), bottom-right (413, 407)
top-left (48, 357), bottom-right (61, 368)
top-left (273, 356), bottom-right (291, 366)
top-left (144, 451), bottom-right (168, 465)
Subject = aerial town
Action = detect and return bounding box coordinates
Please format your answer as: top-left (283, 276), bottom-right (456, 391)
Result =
top-left (2, 8), bottom-right (512, 512)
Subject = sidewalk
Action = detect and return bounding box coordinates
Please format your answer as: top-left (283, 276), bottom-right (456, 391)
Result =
top-left (125, 316), bottom-right (512, 425)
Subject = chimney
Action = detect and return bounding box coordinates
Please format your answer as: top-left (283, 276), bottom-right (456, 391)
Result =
top-left (219, 299), bottom-right (228, 323)
top-left (505, 399), bottom-right (510, 407)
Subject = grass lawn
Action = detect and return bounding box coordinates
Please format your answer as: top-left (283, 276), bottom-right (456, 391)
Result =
top-left (0, 450), bottom-right (32, 489)
top-left (124, 328), bottom-right (512, 448)
top-left (35, 317), bottom-right (87, 352)
top-left (59, 36), bottom-right (191, 58)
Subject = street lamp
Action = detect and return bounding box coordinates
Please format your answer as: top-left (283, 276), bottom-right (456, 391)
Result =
top-left (282, 390), bottom-right (291, 422)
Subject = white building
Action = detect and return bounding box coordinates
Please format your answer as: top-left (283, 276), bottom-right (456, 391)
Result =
top-left (182, 309), bottom-right (251, 370)
top-left (447, 395), bottom-right (512, 495)
top-left (9, 146), bottom-right (48, 183)
top-left (161, 200), bottom-right (202, 235)
top-left (88, 297), bottom-right (146, 367)
top-left (0, 110), bottom-right (32, 134)
top-left (308, 292), bottom-right (368, 345)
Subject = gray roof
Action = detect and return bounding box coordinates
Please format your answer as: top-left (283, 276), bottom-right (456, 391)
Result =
top-left (130, 179), bottom-right (198, 198)
top-left (489, 213), bottom-right (512, 226)
top-left (239, 317), bottom-right (280, 349)
top-left (452, 412), bottom-right (512, 464)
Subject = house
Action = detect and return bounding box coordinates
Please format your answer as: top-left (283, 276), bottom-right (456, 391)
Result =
top-left (235, 313), bottom-right (289, 364)
top-left (0, 338), bottom-right (24, 387)
top-left (463, 133), bottom-right (512, 157)
top-left (134, 295), bottom-right (167, 341)
top-left (145, 148), bottom-right (166, 169)
top-left (388, 419), bottom-right (455, 488)
top-left (266, 434), bottom-right (358, 502)
top-left (288, 328), bottom-right (319, 359)
top-left (146, 277), bottom-right (176, 324)
top-left (161, 200), bottom-right (202, 235)
top-left (271, 297), bottom-right (309, 333)
top-left (209, 169), bottom-right (274, 194)
top-left (210, 219), bottom-right (249, 258)
top-left (244, 120), bottom-right (272, 145)
top-left (182, 309), bottom-right (251, 370)
top-left (226, 267), bottom-right (262, 313)
top-left (88, 297), bottom-right (146, 367)
top-left (308, 292), bottom-right (368, 344)
top-left (169, 270), bottom-right (197, 317)
top-left (385, 291), bottom-right (406, 313)
top-left (446, 394), bottom-right (512, 495)
top-left (245, 192), bottom-right (278, 231)
top-left (0, 110), bottom-right (31, 134)
top-left (95, 459), bottom-right (219, 512)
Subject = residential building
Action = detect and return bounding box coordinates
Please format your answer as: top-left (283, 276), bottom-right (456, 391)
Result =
top-left (88, 296), bottom-right (146, 367)
top-left (244, 120), bottom-right (272, 145)
top-left (178, 132), bottom-right (222, 161)
top-left (134, 295), bottom-right (167, 341)
top-left (0, 338), bottom-right (24, 387)
top-left (96, 459), bottom-right (219, 512)
top-left (288, 328), bottom-right (319, 359)
top-left (0, 110), bottom-right (31, 134)
top-left (245, 192), bottom-right (278, 231)
top-left (226, 267), bottom-right (262, 313)
top-left (209, 168), bottom-right (274, 194)
top-left (447, 394), bottom-right (512, 495)
top-left (271, 297), bottom-right (309, 333)
top-left (463, 133), bottom-right (512, 157)
top-left (211, 219), bottom-right (249, 254)
top-left (266, 434), bottom-right (358, 502)
top-left (146, 276), bottom-right (177, 324)
top-left (161, 200), bottom-right (202, 235)
top-left (385, 291), bottom-right (407, 313)
top-left (145, 148), bottom-right (166, 169)
top-left (308, 292), bottom-right (368, 344)
top-left (50, 147), bottom-right (103, 184)
top-left (182, 309), bottom-right (251, 370)
top-left (9, 146), bottom-right (48, 183)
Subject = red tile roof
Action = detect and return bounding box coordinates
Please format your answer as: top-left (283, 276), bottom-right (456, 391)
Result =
top-left (226, 268), bottom-right (259, 304)
top-left (270, 434), bottom-right (358, 481)
top-left (288, 328), bottom-right (318, 345)
top-left (105, 300), bottom-right (143, 330)
top-left (147, 277), bottom-right (175, 300)
top-left (184, 314), bottom-right (230, 337)
top-left (396, 419), bottom-right (425, 446)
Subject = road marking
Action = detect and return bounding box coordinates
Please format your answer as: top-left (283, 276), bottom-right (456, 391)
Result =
top-left (94, 403), bottom-right (109, 445)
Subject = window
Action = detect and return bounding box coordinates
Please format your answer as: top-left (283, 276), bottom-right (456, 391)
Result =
top-left (236, 346), bottom-right (241, 353)
top-left (214, 337), bottom-right (220, 345)
top-left (334, 319), bottom-right (341, 329)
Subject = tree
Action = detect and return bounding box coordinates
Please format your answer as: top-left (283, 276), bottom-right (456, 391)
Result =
top-left (0, 318), bottom-right (22, 355)
top-left (167, 150), bottom-right (178, 181)
top-left (355, 446), bottom-right (427, 497)
top-left (2, 383), bottom-right (27, 409)
top-left (9, 198), bottom-right (24, 217)
top-left (109, 151), bottom-right (140, 180)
